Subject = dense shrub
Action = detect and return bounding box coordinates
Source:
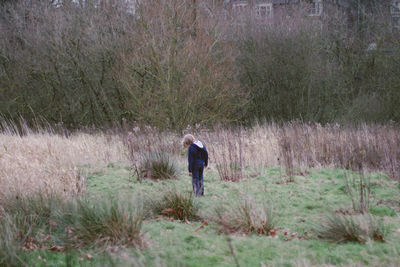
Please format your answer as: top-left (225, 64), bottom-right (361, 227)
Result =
top-left (202, 127), bottom-right (244, 182)
top-left (0, 0), bottom-right (242, 130)
top-left (236, 14), bottom-right (400, 124)
top-left (0, 0), bottom-right (399, 129)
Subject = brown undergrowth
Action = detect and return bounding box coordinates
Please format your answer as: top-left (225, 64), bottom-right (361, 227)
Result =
top-left (200, 122), bottom-right (400, 181)
top-left (1, 121), bottom-right (399, 200)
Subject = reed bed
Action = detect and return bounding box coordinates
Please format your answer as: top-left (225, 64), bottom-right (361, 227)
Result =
top-left (0, 130), bottom-right (126, 200)
top-left (201, 123), bottom-right (400, 181)
top-left (1, 122), bottom-right (399, 200)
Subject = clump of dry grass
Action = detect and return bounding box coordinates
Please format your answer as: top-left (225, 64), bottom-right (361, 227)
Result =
top-left (150, 189), bottom-right (199, 221)
top-left (200, 124), bottom-right (281, 179)
top-left (214, 197), bottom-right (275, 235)
top-left (61, 198), bottom-right (143, 247)
top-left (0, 133), bottom-right (84, 199)
top-left (314, 213), bottom-right (386, 244)
top-left (122, 127), bottom-right (181, 181)
top-left (0, 193), bottom-right (144, 262)
top-left (140, 151), bottom-right (178, 180)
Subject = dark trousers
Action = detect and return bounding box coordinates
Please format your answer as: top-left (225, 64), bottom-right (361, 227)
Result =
top-left (192, 164), bottom-right (204, 196)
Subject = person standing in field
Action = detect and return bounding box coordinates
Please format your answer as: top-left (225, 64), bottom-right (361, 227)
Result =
top-left (182, 134), bottom-right (208, 196)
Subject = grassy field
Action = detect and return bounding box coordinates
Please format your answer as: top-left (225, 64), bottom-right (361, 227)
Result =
top-left (83, 162), bottom-right (400, 267)
top-left (1, 124), bottom-right (400, 266)
top-left (6, 162), bottom-right (399, 267)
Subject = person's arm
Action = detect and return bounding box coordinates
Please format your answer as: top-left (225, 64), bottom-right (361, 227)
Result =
top-left (188, 145), bottom-right (194, 174)
top-left (204, 146), bottom-right (208, 167)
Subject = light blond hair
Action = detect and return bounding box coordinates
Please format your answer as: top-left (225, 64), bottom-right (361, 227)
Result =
top-left (182, 134), bottom-right (195, 148)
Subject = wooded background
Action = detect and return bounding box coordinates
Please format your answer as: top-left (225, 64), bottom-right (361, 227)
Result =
top-left (1, 0), bottom-right (399, 130)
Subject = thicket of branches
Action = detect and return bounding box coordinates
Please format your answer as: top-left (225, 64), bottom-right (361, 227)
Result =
top-left (0, 0), bottom-right (399, 129)
top-left (236, 4), bottom-right (400, 123)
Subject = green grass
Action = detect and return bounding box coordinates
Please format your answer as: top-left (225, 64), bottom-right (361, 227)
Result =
top-left (6, 162), bottom-right (400, 266)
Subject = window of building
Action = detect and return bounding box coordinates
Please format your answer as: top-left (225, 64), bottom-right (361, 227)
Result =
top-left (393, 17), bottom-right (400, 29)
top-left (391, 1), bottom-right (400, 16)
top-left (255, 3), bottom-right (273, 19)
top-left (309, 0), bottom-right (323, 16)
top-left (233, 3), bottom-right (248, 14)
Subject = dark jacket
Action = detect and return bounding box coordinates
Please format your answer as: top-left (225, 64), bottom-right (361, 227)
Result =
top-left (188, 140), bottom-right (208, 172)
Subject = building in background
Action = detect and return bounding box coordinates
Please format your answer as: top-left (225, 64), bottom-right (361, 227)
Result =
top-left (391, 0), bottom-right (400, 30)
top-left (224, 0), bottom-right (398, 36)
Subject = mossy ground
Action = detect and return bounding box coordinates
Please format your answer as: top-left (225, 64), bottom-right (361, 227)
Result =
top-left (23, 160), bottom-right (400, 266)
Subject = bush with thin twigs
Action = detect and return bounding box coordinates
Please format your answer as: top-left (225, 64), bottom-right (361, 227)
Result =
top-left (344, 171), bottom-right (372, 214)
top-left (314, 213), bottom-right (386, 244)
top-left (197, 122), bottom-right (400, 181)
top-left (202, 127), bottom-right (244, 182)
top-left (214, 198), bottom-right (275, 235)
top-left (276, 128), bottom-right (295, 182)
top-left (150, 190), bottom-right (199, 221)
top-left (122, 127), bottom-right (181, 181)
top-left (268, 123), bottom-right (400, 180)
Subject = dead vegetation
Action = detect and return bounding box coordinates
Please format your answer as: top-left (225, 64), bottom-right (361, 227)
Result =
top-left (201, 122), bottom-right (400, 182)
top-left (0, 121), bottom-right (399, 200)
top-left (0, 123), bottom-right (126, 200)
top-left (314, 213), bottom-right (386, 244)
top-left (214, 197), bottom-right (275, 236)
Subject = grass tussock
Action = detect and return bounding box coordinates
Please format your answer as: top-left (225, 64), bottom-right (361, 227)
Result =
top-left (215, 198), bottom-right (275, 236)
top-left (62, 199), bottom-right (143, 247)
top-left (150, 190), bottom-right (199, 221)
top-left (0, 193), bottom-right (67, 240)
top-left (140, 152), bottom-right (178, 180)
top-left (0, 193), bottom-right (143, 264)
top-left (315, 213), bottom-right (386, 244)
top-left (0, 213), bottom-right (24, 267)
top-left (123, 128), bottom-right (181, 181)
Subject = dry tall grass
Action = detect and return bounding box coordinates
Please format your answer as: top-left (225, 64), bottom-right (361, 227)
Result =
top-left (1, 122), bottom-right (399, 200)
top-left (201, 122), bottom-right (400, 180)
top-left (0, 126), bottom-right (126, 200)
